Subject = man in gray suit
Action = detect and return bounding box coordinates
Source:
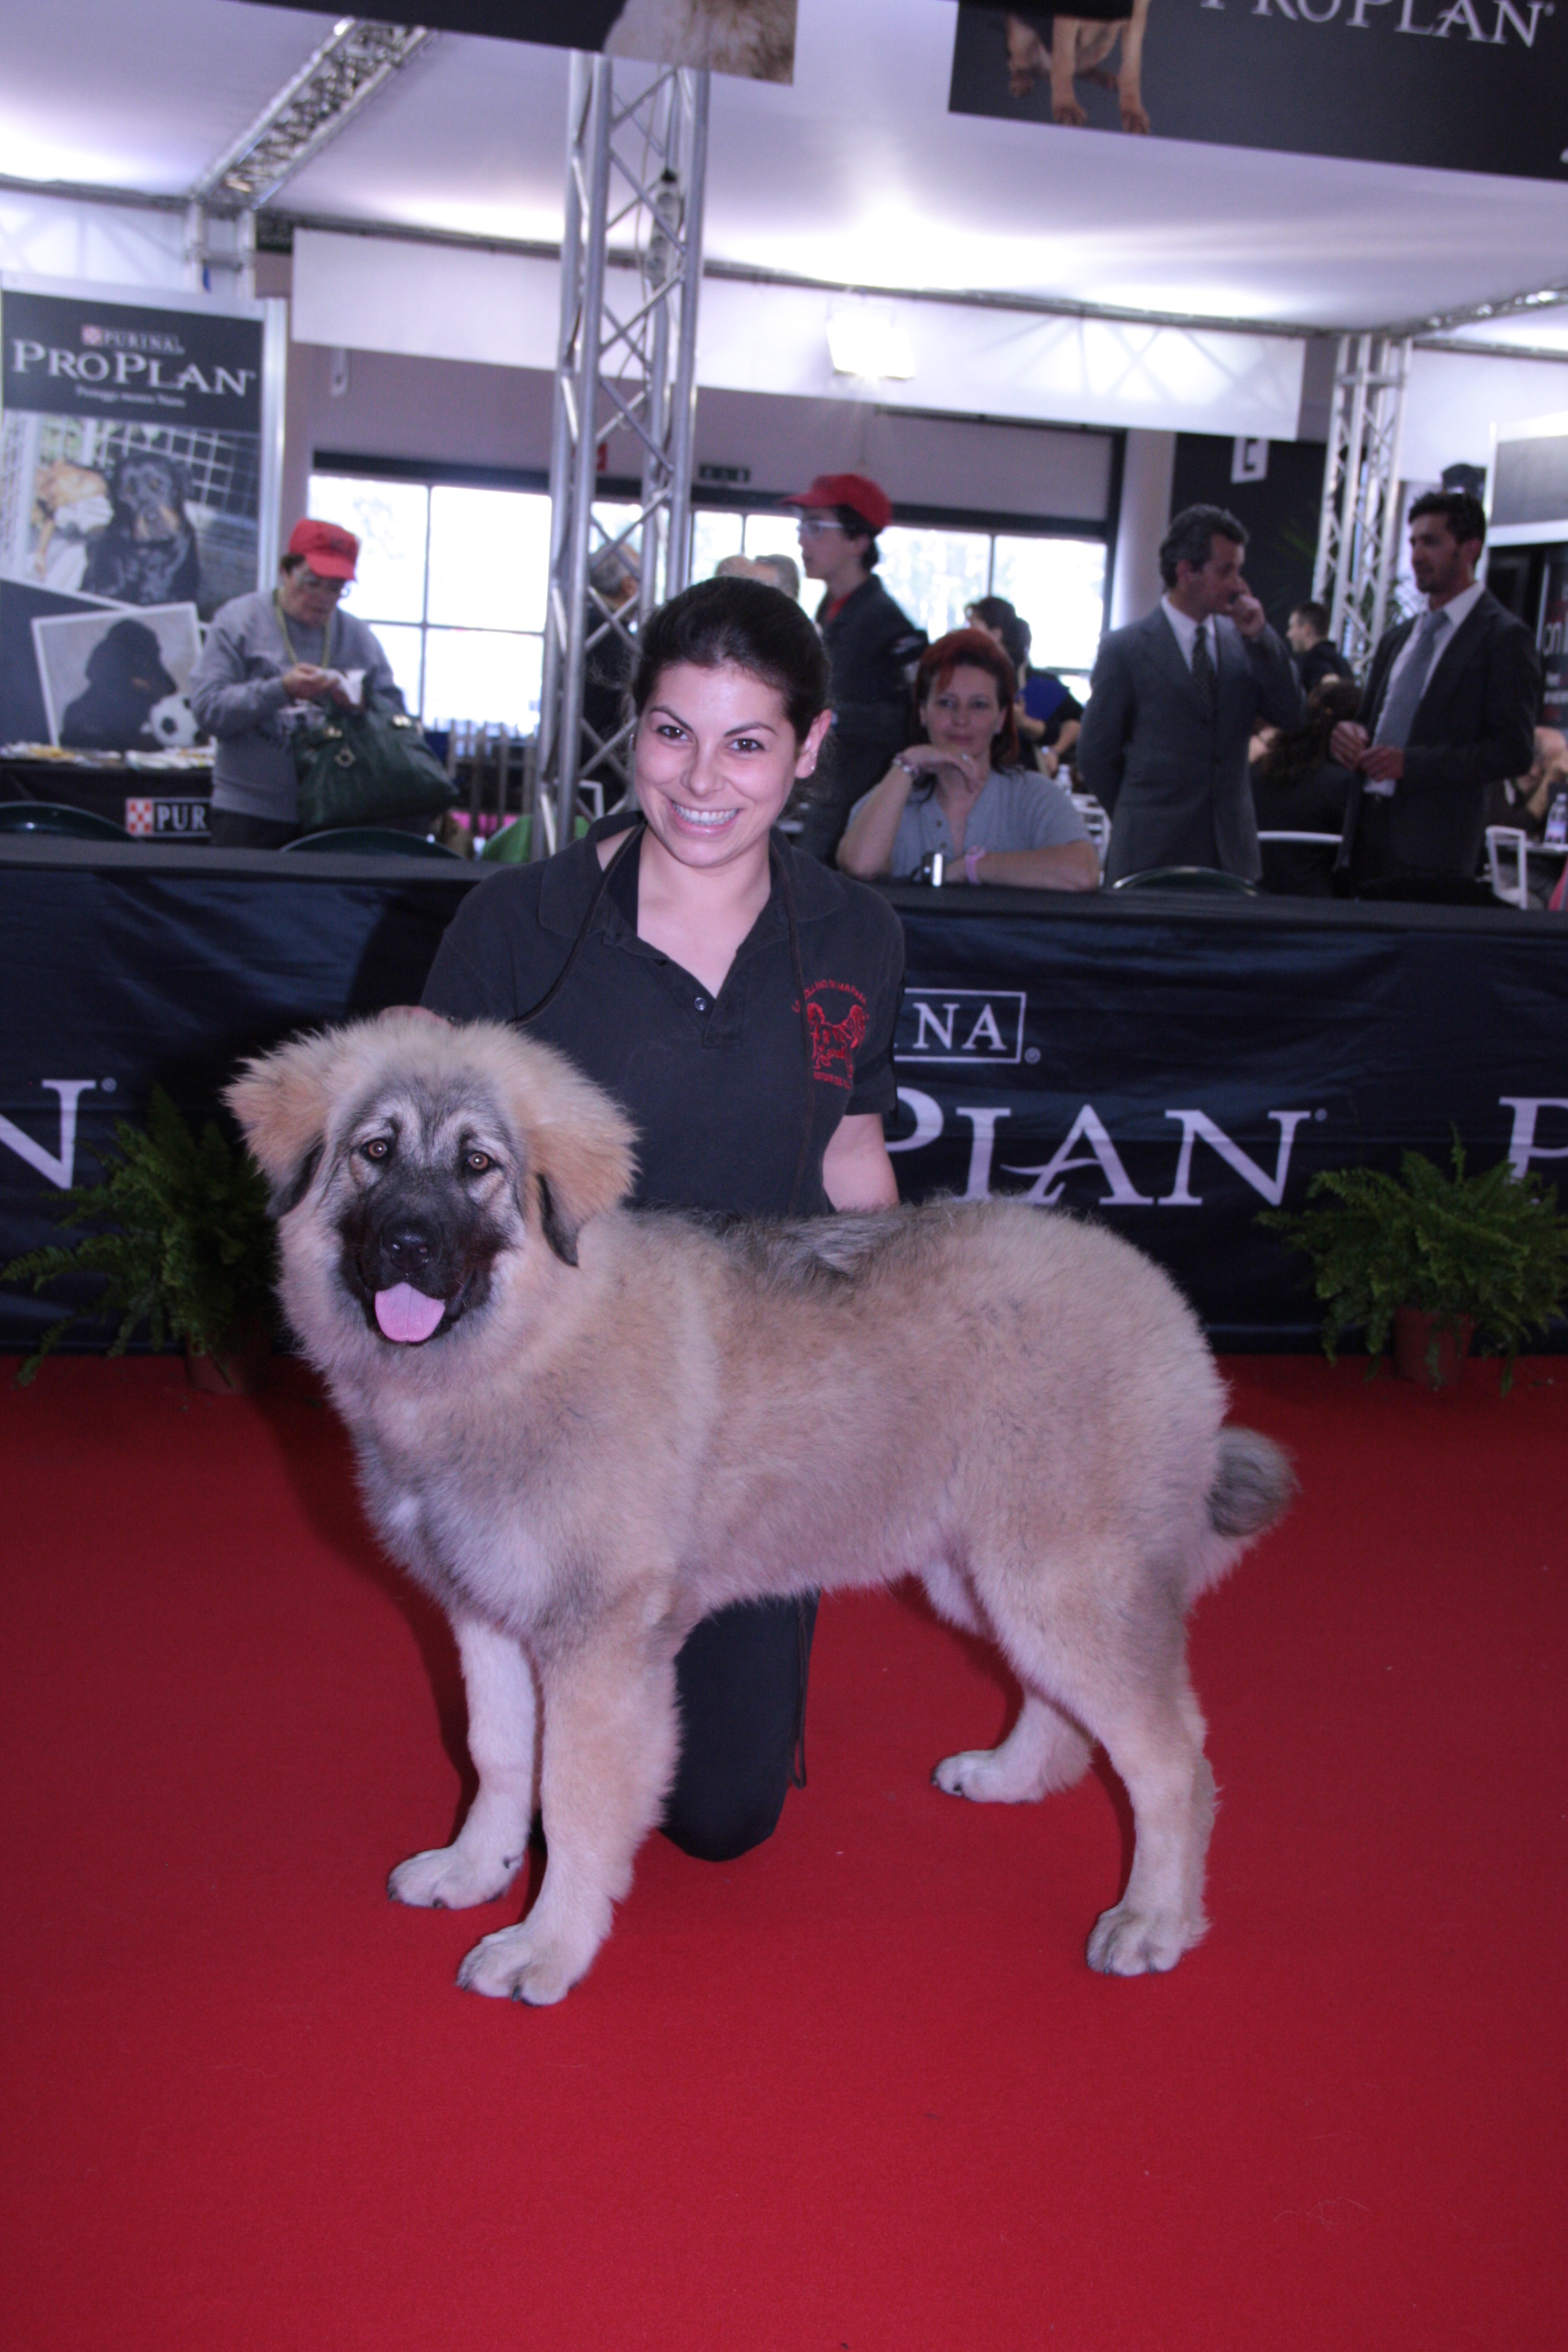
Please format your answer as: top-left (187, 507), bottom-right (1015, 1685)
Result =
top-left (1077, 503), bottom-right (1304, 883)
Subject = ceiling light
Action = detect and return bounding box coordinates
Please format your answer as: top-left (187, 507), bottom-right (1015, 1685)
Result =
top-left (827, 311), bottom-right (916, 381)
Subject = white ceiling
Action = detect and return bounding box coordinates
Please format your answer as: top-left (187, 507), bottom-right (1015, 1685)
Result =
top-left (2, 0), bottom-right (1567, 338)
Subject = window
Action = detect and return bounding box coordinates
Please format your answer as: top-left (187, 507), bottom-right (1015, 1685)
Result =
top-left (708, 507), bottom-right (1106, 696)
top-left (309, 469), bottom-right (1109, 725)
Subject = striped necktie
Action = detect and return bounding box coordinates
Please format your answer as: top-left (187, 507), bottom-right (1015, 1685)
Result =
top-left (1191, 621), bottom-right (1217, 719)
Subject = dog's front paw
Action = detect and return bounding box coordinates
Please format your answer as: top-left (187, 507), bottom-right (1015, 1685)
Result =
top-left (1120, 100), bottom-right (1151, 135)
top-left (388, 1841), bottom-right (522, 1910)
top-left (1052, 97), bottom-right (1088, 126)
top-left (932, 1747), bottom-right (1029, 1802)
top-left (1086, 1902), bottom-right (1205, 1976)
top-left (456, 1921), bottom-right (588, 2007)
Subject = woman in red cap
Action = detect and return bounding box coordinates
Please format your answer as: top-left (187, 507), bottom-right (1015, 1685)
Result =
top-left (189, 518), bottom-right (407, 848)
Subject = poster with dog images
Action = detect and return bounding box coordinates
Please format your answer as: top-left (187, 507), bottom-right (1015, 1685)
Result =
top-left (950, 1), bottom-right (1568, 183)
top-left (252, 0), bottom-right (799, 80)
top-left (0, 279), bottom-right (273, 750)
top-left (30, 603), bottom-right (203, 754)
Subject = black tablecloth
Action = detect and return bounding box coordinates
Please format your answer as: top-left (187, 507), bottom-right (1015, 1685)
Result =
top-left (2, 838), bottom-right (1565, 1351)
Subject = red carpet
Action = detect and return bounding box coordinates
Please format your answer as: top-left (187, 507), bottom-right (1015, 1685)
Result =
top-left (2, 1351), bottom-right (1563, 2351)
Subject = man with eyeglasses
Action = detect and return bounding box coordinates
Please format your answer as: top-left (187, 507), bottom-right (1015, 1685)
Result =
top-left (191, 517), bottom-right (405, 848)
top-left (783, 473), bottom-right (926, 862)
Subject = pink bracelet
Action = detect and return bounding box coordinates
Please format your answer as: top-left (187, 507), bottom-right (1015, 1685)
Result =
top-left (964, 845), bottom-right (985, 886)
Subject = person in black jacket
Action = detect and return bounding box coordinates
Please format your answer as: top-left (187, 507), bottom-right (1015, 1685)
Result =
top-left (782, 472), bottom-right (926, 861)
top-left (1331, 491), bottom-right (1540, 893)
top-left (1286, 601), bottom-right (1354, 696)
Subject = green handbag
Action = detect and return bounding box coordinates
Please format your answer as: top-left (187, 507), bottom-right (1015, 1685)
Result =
top-left (291, 704), bottom-right (458, 833)
top-left (276, 596), bottom-right (457, 832)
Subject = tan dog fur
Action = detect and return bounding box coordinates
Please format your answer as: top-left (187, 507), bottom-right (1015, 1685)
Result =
top-left (229, 1011), bottom-right (1292, 2005)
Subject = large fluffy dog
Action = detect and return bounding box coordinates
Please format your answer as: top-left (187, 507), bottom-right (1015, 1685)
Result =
top-left (229, 1013), bottom-right (1292, 2005)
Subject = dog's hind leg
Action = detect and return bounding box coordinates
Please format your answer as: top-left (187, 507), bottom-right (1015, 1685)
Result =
top-left (932, 1691), bottom-right (1094, 1802)
top-left (388, 1613), bottom-right (537, 1910)
top-left (1081, 1683), bottom-right (1214, 1976)
top-left (457, 1610), bottom-right (681, 2005)
top-left (988, 1576), bottom-right (1215, 1974)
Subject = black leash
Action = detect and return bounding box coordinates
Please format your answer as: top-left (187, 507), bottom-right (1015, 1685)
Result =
top-left (512, 815), bottom-right (645, 1028)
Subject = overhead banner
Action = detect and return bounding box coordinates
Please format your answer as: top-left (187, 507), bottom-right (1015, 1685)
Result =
top-left (255, 0), bottom-right (797, 80)
top-left (950, 1), bottom-right (1568, 181)
top-left (0, 280), bottom-right (276, 753)
top-left (2, 861), bottom-right (1566, 1356)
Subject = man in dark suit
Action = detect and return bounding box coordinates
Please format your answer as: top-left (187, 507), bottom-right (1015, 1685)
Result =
top-left (1331, 489), bottom-right (1540, 892)
top-left (1076, 503), bottom-right (1304, 883)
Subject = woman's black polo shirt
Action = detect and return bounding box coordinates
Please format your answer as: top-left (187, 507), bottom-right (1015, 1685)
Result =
top-left (420, 817), bottom-right (904, 1218)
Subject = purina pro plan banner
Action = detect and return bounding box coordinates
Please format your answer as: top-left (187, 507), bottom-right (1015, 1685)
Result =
top-left (0, 281), bottom-right (272, 754)
top-left (950, 0), bottom-right (1567, 181)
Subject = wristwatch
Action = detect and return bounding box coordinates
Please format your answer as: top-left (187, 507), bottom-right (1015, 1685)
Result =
top-left (893, 756), bottom-right (921, 780)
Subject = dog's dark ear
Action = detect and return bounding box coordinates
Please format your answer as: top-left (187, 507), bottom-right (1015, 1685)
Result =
top-left (270, 1140), bottom-right (322, 1220)
top-left (535, 1173), bottom-right (578, 1267)
top-left (505, 1034), bottom-right (637, 1264)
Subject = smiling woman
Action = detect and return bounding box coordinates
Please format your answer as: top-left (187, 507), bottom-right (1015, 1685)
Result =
top-left (836, 626), bottom-right (1101, 890)
top-left (417, 575), bottom-right (906, 1867)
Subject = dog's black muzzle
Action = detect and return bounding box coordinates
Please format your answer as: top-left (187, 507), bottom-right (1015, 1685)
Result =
top-left (339, 1180), bottom-right (501, 1345)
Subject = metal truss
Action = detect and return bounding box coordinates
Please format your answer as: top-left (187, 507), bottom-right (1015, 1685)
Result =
top-left (1312, 333), bottom-right (1413, 672)
top-left (186, 20), bottom-right (434, 293)
top-left (536, 54), bottom-right (709, 854)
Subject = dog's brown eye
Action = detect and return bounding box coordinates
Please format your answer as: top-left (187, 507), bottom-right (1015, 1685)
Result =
top-left (363, 1138), bottom-right (391, 1163)
top-left (465, 1151), bottom-right (492, 1175)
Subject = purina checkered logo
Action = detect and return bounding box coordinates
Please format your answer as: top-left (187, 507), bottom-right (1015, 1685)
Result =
top-left (122, 798), bottom-right (210, 839)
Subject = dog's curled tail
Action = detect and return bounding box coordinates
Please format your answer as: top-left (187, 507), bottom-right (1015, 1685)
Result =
top-left (1184, 1426), bottom-right (1295, 1605)
top-left (1207, 1427), bottom-right (1296, 1538)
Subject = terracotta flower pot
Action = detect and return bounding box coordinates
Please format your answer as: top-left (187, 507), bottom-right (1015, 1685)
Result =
top-left (185, 1332), bottom-right (271, 1396)
top-left (1391, 1307), bottom-right (1475, 1391)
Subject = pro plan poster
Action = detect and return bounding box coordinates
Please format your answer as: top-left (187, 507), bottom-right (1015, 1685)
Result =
top-left (950, 0), bottom-right (1568, 183)
top-left (255, 0), bottom-right (799, 80)
top-left (0, 282), bottom-right (271, 751)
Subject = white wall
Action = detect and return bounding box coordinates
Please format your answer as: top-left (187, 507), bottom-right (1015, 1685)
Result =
top-left (292, 228), bottom-right (1306, 442)
top-left (1403, 346), bottom-right (1568, 485)
top-left (1109, 431), bottom-right (1175, 630)
top-left (0, 190), bottom-right (187, 289)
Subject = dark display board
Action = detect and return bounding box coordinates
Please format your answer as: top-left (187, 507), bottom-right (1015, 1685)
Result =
top-left (0, 283), bottom-right (266, 753)
top-left (252, 0), bottom-right (797, 79)
top-left (3, 846), bottom-right (1566, 1355)
top-left (950, 0), bottom-right (1568, 182)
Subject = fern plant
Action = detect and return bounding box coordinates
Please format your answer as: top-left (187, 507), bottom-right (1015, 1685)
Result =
top-left (0, 1087), bottom-right (275, 1385)
top-left (1261, 1137), bottom-right (1568, 1390)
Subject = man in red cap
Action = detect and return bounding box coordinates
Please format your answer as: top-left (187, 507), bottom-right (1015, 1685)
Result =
top-left (783, 473), bottom-right (926, 861)
top-left (190, 517), bottom-right (407, 847)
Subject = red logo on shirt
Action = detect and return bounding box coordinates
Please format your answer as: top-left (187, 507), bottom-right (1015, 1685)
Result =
top-left (795, 980), bottom-right (868, 1091)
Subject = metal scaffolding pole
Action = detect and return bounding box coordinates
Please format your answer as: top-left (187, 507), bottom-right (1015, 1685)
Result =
top-left (536, 55), bottom-right (710, 857)
top-left (1311, 332), bottom-right (1412, 673)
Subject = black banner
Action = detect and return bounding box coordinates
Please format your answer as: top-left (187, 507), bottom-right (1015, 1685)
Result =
top-left (252, 0), bottom-right (797, 79)
top-left (2, 854), bottom-right (1566, 1353)
top-left (950, 0), bottom-right (1568, 181)
top-left (0, 285), bottom-right (266, 751)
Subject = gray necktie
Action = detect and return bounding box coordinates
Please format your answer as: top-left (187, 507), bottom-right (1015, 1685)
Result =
top-left (1374, 607), bottom-right (1449, 750)
top-left (1190, 621), bottom-right (1217, 718)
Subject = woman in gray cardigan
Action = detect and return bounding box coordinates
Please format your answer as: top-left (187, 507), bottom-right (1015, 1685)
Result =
top-left (190, 518), bottom-right (404, 848)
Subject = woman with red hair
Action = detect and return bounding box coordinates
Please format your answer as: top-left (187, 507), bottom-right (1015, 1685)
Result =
top-left (835, 628), bottom-right (1100, 890)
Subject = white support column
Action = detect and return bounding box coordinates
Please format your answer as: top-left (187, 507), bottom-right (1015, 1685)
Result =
top-left (537, 56), bottom-right (710, 856)
top-left (1312, 333), bottom-right (1411, 672)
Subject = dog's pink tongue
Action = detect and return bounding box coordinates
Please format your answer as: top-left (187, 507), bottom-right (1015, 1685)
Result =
top-left (374, 1284), bottom-right (446, 1344)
